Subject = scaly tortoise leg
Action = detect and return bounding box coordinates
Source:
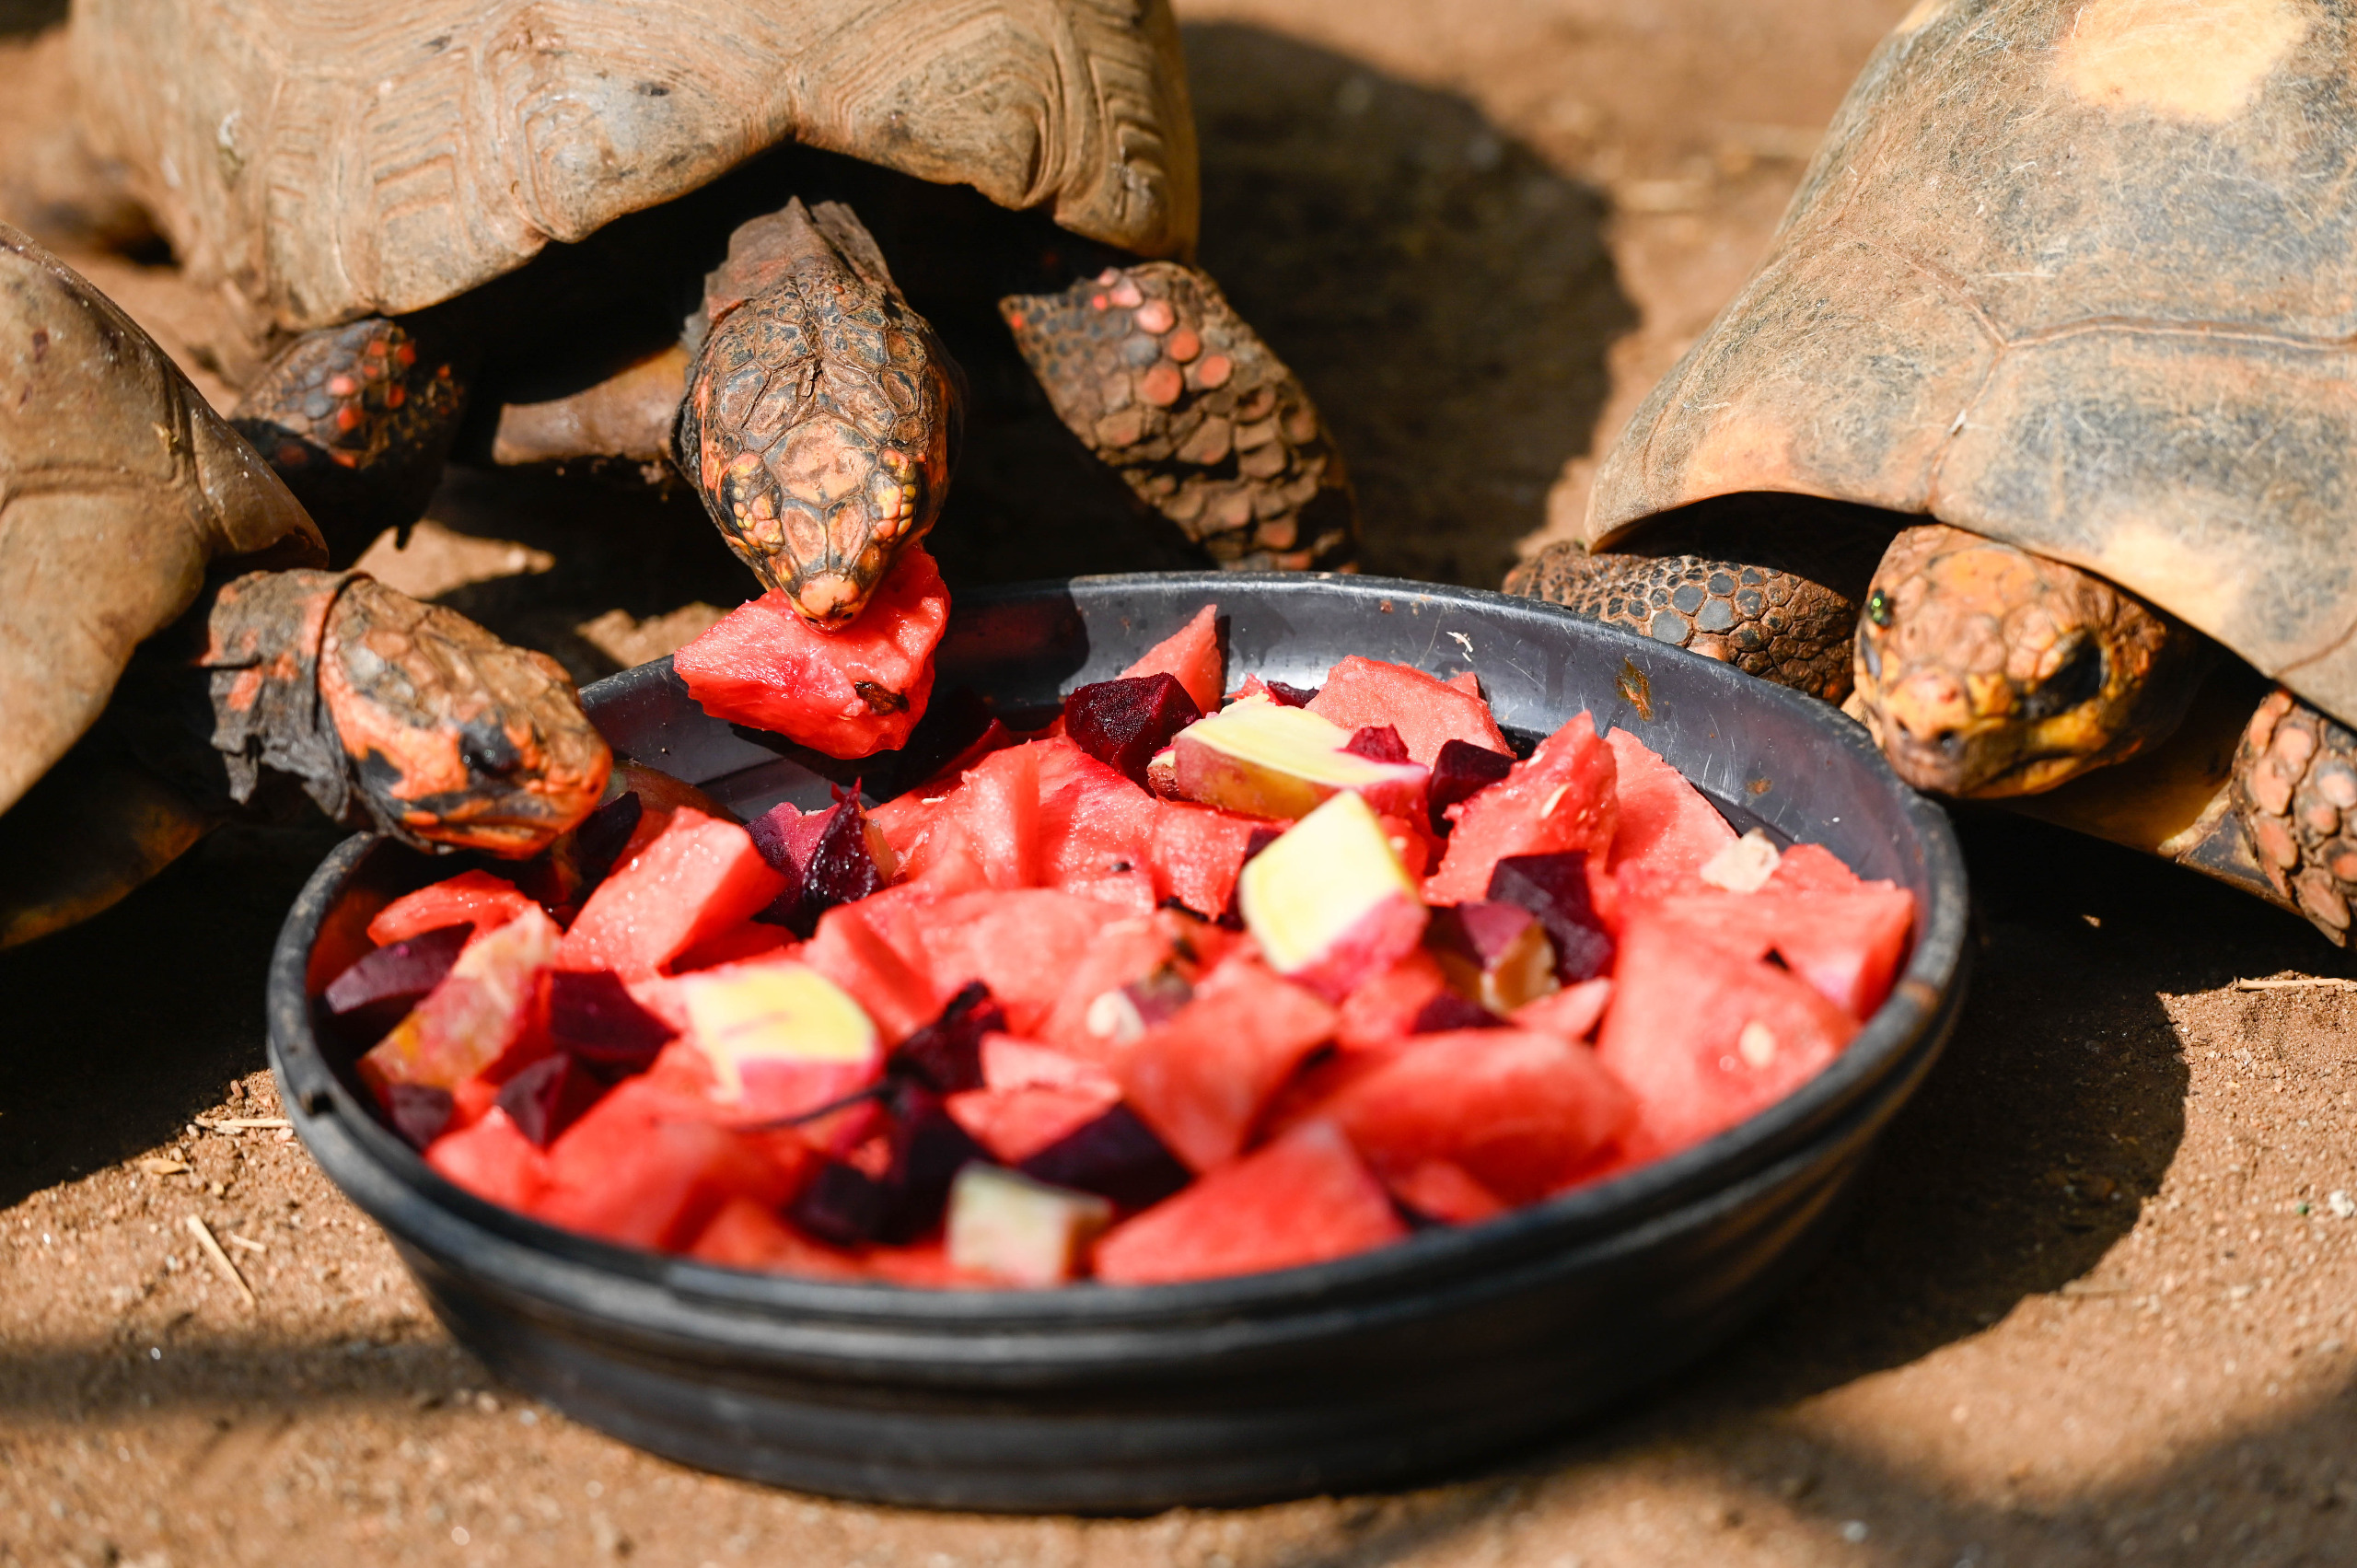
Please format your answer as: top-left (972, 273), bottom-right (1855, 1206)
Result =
top-left (231, 315), bottom-right (475, 559)
top-left (1505, 540), bottom-right (1872, 703)
top-left (2234, 690), bottom-right (2357, 943)
top-left (198, 569), bottom-right (610, 854)
top-left (1000, 263), bottom-right (1356, 571)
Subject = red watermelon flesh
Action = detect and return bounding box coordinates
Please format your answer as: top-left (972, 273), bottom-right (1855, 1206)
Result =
top-left (947, 1082), bottom-right (1123, 1164)
top-left (1425, 714), bottom-right (1619, 904)
top-left (1034, 916), bottom-right (1178, 1059)
top-left (1305, 655), bottom-right (1511, 766)
top-left (1513, 976), bottom-right (1613, 1042)
top-left (688, 1196), bottom-right (865, 1277)
top-left (670, 923), bottom-right (793, 973)
top-left (557, 807), bottom-right (789, 979)
top-left (1651, 881), bottom-right (1915, 1017)
top-left (1035, 738), bottom-right (1159, 896)
top-left (359, 905), bottom-right (562, 1094)
top-left (1596, 914), bottom-right (1859, 1160)
top-left (1387, 1157), bottom-right (1507, 1225)
top-left (425, 1107), bottom-right (550, 1209)
top-left (1145, 802), bottom-right (1263, 919)
top-left (1446, 671), bottom-right (1482, 699)
top-left (1771, 842), bottom-right (1865, 895)
top-left (367, 870), bottom-right (535, 947)
top-left (673, 544), bottom-right (948, 760)
top-left (1116, 959), bottom-right (1337, 1172)
top-left (1119, 603), bottom-right (1224, 714)
top-left (945, 742), bottom-right (1043, 889)
top-left (1092, 1120), bottom-right (1406, 1285)
top-left (1604, 727), bottom-right (1736, 877)
top-left (533, 1077), bottom-right (807, 1251)
top-left (798, 903), bottom-right (939, 1041)
top-left (1334, 950), bottom-right (1450, 1051)
top-left (915, 889), bottom-right (1130, 1036)
top-left (1319, 1028), bottom-right (1633, 1203)
top-left (982, 1034), bottom-right (1120, 1093)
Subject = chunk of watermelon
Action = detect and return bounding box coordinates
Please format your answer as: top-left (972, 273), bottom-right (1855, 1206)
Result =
top-left (687, 1196), bottom-right (865, 1277)
top-left (1116, 959), bottom-right (1337, 1171)
top-left (359, 906), bottom-right (563, 1094)
top-left (1092, 1120), bottom-right (1406, 1285)
top-left (1386, 1157), bottom-right (1507, 1225)
top-left (1035, 738), bottom-right (1160, 903)
top-left (912, 889), bottom-right (1131, 1036)
top-left (1318, 1028), bottom-right (1633, 1203)
top-left (1144, 802), bottom-right (1264, 919)
top-left (673, 544), bottom-right (949, 759)
top-left (796, 902), bottom-right (939, 1042)
top-left (1334, 950), bottom-right (1451, 1050)
top-left (556, 807), bottom-right (790, 978)
top-left (1513, 976), bottom-right (1614, 1042)
top-left (1604, 726), bottom-right (1736, 879)
top-left (1596, 914), bottom-right (1860, 1159)
top-left (1033, 916), bottom-right (1179, 1059)
top-left (424, 1108), bottom-right (551, 1209)
top-left (946, 1081), bottom-right (1122, 1164)
top-left (533, 1077), bottom-right (808, 1251)
top-left (1425, 714), bottom-right (1619, 904)
top-left (1304, 656), bottom-right (1511, 766)
top-left (1119, 603), bottom-right (1224, 714)
top-left (1649, 879), bottom-right (1915, 1018)
top-left (366, 870), bottom-right (535, 947)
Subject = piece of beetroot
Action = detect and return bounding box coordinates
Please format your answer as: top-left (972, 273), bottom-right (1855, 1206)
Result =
top-left (789, 1160), bottom-right (894, 1247)
top-left (1486, 853), bottom-right (1615, 982)
top-left (544, 970), bottom-right (675, 1075)
top-left (495, 1054), bottom-right (609, 1148)
top-left (323, 923), bottom-right (470, 1040)
top-left (1409, 991), bottom-right (1508, 1034)
top-left (385, 1083), bottom-right (456, 1150)
top-left (1343, 725), bottom-right (1411, 763)
top-left (1017, 1103), bottom-right (1191, 1210)
top-left (749, 799), bottom-right (894, 936)
top-left (1425, 900), bottom-right (1560, 1012)
top-left (1064, 674), bottom-right (1204, 786)
top-left (1428, 738), bottom-right (1515, 834)
top-left (789, 1085), bottom-right (991, 1244)
top-left (890, 981), bottom-right (1005, 1095)
top-left (1265, 679), bottom-right (1318, 707)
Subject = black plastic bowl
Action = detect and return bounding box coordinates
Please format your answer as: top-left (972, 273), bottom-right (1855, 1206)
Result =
top-left (268, 573), bottom-right (1968, 1512)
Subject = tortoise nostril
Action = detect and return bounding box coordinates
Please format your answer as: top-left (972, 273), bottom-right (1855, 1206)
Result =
top-left (461, 720), bottom-right (523, 778)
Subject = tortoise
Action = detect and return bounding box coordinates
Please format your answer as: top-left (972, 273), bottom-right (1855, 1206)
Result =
top-left (0, 226), bottom-right (610, 947)
top-left (58, 0), bottom-right (1358, 628)
top-left (1508, 0), bottom-right (2357, 945)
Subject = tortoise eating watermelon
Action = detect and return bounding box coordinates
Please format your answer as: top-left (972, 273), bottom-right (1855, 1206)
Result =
top-left (0, 226), bottom-right (610, 947)
top-left (1511, 0), bottom-right (2357, 944)
top-left (58, 0), bottom-right (1357, 627)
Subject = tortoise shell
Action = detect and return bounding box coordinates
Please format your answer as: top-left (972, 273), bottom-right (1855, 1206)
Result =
top-left (68, 0), bottom-right (1199, 333)
top-left (0, 225), bottom-right (319, 819)
top-left (1587, 0), bottom-right (2357, 726)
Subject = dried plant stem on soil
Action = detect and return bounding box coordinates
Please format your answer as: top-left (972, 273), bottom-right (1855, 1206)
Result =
top-left (2231, 976), bottom-right (2357, 993)
top-left (184, 1213), bottom-right (257, 1308)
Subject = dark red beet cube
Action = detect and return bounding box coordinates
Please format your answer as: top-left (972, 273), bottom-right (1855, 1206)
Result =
top-left (1408, 991), bottom-right (1507, 1034)
top-left (888, 981), bottom-right (1005, 1095)
top-left (385, 1083), bottom-right (455, 1150)
top-left (878, 1085), bottom-right (989, 1242)
top-left (1263, 679), bottom-right (1318, 708)
top-left (1428, 738), bottom-right (1515, 833)
top-left (749, 799), bottom-right (893, 936)
top-left (1427, 900), bottom-right (1539, 968)
top-left (1063, 673), bottom-right (1204, 786)
top-left (1343, 725), bottom-right (1411, 763)
top-left (790, 1160), bottom-right (894, 1247)
top-left (1018, 1104), bottom-right (1190, 1210)
top-left (495, 1053), bottom-right (608, 1148)
top-left (544, 970), bottom-right (674, 1074)
top-left (323, 923), bottom-right (470, 1040)
top-left (1486, 852), bottom-right (1615, 982)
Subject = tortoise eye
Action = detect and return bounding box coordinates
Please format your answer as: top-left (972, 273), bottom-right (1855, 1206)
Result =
top-left (1865, 588), bottom-right (1893, 628)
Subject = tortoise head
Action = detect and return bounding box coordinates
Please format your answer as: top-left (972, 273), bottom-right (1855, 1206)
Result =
top-left (1851, 523), bottom-right (2209, 798)
top-left (318, 580), bottom-right (611, 854)
top-left (677, 202), bottom-right (963, 631)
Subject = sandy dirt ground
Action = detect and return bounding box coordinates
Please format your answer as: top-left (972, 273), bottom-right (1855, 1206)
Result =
top-left (11, 2), bottom-right (2357, 1565)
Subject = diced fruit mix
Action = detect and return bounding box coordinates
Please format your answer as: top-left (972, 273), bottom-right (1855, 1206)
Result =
top-left (324, 602), bottom-right (1914, 1290)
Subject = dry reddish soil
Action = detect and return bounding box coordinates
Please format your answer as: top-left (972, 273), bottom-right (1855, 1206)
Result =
top-left (12, 3), bottom-right (2357, 1566)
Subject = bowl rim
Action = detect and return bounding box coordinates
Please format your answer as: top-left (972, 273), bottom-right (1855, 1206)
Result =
top-left (270, 571), bottom-right (1969, 1332)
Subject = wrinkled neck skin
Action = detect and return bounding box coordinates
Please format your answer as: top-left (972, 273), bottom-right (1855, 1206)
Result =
top-left (1852, 523), bottom-right (2214, 798)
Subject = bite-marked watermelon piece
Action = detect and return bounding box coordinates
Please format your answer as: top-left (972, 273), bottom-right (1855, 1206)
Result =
top-left (674, 544), bottom-right (949, 759)
top-left (1117, 959), bottom-right (1337, 1171)
top-left (366, 870), bottom-right (535, 947)
top-left (360, 905), bottom-right (563, 1094)
top-left (1239, 791), bottom-right (1428, 1001)
top-left (675, 959), bottom-right (881, 1121)
top-left (1604, 726), bottom-right (1736, 877)
top-left (1035, 917), bottom-right (1180, 1058)
top-left (1513, 976), bottom-right (1614, 1042)
top-left (1093, 1120), bottom-right (1406, 1285)
top-left (687, 1196), bottom-right (865, 1277)
top-left (1319, 1028), bottom-right (1633, 1203)
top-left (1119, 603), bottom-right (1224, 714)
top-left (1305, 655), bottom-right (1512, 766)
top-left (1426, 714), bottom-right (1619, 904)
top-left (425, 1107), bottom-right (551, 1209)
top-left (1596, 914), bottom-right (1859, 1159)
top-left (324, 923), bottom-right (470, 1040)
top-left (534, 1077), bottom-right (807, 1250)
top-left (556, 807), bottom-right (789, 979)
top-left (945, 1164), bottom-right (1114, 1286)
top-left (800, 902), bottom-right (939, 1043)
top-left (1170, 696), bottom-right (1429, 822)
top-left (1386, 1157), bottom-right (1507, 1225)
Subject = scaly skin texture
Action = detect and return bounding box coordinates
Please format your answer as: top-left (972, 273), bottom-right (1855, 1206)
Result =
top-left (2235, 691), bottom-right (2357, 940)
top-left (229, 315), bottom-right (471, 557)
top-left (1851, 524), bottom-right (2212, 798)
top-left (677, 199), bottom-right (961, 629)
top-left (1003, 262), bottom-right (1355, 570)
top-left (200, 569), bottom-right (610, 854)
